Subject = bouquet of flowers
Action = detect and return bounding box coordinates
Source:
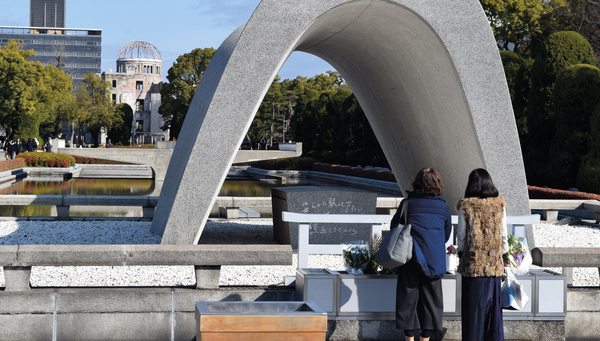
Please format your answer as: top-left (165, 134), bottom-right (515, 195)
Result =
top-left (447, 245), bottom-right (457, 255)
top-left (342, 240), bottom-right (370, 274)
top-left (508, 234), bottom-right (531, 274)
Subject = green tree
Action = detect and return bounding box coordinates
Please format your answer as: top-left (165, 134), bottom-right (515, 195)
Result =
top-left (551, 0), bottom-right (600, 62)
top-left (159, 47), bottom-right (216, 140)
top-left (35, 63), bottom-right (75, 138)
top-left (480, 0), bottom-right (555, 53)
top-left (577, 105), bottom-right (600, 192)
top-left (108, 103), bottom-right (133, 146)
top-left (524, 31), bottom-right (596, 185)
top-left (548, 64), bottom-right (600, 188)
top-left (76, 72), bottom-right (120, 147)
top-left (0, 40), bottom-right (41, 139)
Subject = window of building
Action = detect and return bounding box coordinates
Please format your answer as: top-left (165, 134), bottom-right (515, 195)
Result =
top-left (137, 99), bottom-right (144, 112)
top-left (112, 80), bottom-right (117, 88)
top-left (112, 94), bottom-right (116, 103)
top-left (136, 81), bottom-right (143, 90)
top-left (136, 120), bottom-right (144, 132)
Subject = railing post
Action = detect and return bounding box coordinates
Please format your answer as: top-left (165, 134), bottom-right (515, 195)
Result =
top-left (298, 223), bottom-right (310, 269)
top-left (3, 266), bottom-right (32, 291)
top-left (56, 205), bottom-right (70, 218)
top-left (194, 266), bottom-right (221, 289)
top-left (142, 206), bottom-right (155, 219)
top-left (563, 267), bottom-right (573, 287)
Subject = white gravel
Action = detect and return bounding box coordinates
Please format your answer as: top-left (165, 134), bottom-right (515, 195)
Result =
top-left (0, 219), bottom-right (598, 287)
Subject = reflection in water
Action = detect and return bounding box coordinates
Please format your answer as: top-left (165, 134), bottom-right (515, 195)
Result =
top-left (0, 178), bottom-right (302, 217)
top-left (218, 179), bottom-right (295, 197)
top-left (0, 178), bottom-right (155, 196)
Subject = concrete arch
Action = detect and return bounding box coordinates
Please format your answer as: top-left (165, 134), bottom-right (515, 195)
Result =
top-left (151, 0), bottom-right (529, 244)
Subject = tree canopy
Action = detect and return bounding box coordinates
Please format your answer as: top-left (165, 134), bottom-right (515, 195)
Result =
top-left (0, 40), bottom-right (75, 141)
top-left (159, 47), bottom-right (216, 140)
top-left (74, 72), bottom-right (120, 147)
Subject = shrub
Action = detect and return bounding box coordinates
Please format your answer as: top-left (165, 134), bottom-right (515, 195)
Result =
top-left (500, 50), bottom-right (523, 102)
top-left (0, 158), bottom-right (26, 172)
top-left (577, 105), bottom-right (600, 193)
top-left (525, 31), bottom-right (597, 186)
top-left (548, 64), bottom-right (600, 188)
top-left (16, 152), bottom-right (74, 168)
top-left (248, 157), bottom-right (318, 171)
top-left (73, 156), bottom-right (131, 165)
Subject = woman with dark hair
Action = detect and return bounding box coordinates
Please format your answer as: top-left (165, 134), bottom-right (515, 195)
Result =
top-left (391, 167), bottom-right (452, 341)
top-left (456, 168), bottom-right (509, 341)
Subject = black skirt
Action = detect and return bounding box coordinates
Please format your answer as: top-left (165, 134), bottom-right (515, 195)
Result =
top-left (395, 259), bottom-right (444, 331)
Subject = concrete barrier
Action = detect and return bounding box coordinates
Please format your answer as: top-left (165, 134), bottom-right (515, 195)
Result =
top-left (0, 244), bottom-right (292, 290)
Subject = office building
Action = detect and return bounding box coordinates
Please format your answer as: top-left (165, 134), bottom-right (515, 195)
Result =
top-left (0, 0), bottom-right (101, 85)
top-left (30, 0), bottom-right (66, 28)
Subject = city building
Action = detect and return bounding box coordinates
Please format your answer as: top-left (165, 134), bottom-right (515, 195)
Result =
top-left (0, 0), bottom-right (101, 86)
top-left (30, 0), bottom-right (66, 28)
top-left (102, 41), bottom-right (167, 144)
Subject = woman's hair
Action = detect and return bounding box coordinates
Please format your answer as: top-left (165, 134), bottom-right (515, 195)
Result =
top-left (412, 167), bottom-right (444, 196)
top-left (464, 168), bottom-right (499, 198)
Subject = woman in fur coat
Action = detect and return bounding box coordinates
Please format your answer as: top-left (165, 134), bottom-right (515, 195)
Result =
top-left (456, 168), bottom-right (509, 341)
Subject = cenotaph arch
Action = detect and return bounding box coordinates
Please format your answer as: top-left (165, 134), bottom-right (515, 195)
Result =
top-left (151, 0), bottom-right (530, 244)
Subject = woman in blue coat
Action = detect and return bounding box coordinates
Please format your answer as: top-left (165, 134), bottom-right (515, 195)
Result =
top-left (391, 167), bottom-right (453, 341)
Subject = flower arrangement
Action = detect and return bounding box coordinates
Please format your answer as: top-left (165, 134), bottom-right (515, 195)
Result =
top-left (508, 234), bottom-right (530, 273)
top-left (342, 241), bottom-right (370, 274)
top-left (447, 245), bottom-right (457, 255)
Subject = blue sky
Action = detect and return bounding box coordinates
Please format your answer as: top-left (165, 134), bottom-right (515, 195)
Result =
top-left (0, 0), bottom-right (334, 80)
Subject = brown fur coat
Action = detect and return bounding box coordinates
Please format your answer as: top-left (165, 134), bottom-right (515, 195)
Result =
top-left (456, 196), bottom-right (506, 277)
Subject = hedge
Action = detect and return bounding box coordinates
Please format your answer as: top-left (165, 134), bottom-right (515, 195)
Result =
top-left (0, 158), bottom-right (26, 172)
top-left (16, 152), bottom-right (74, 168)
top-left (528, 185), bottom-right (600, 201)
top-left (73, 156), bottom-right (131, 165)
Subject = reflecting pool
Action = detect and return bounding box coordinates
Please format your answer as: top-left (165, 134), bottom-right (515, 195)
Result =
top-left (0, 178), bottom-right (305, 217)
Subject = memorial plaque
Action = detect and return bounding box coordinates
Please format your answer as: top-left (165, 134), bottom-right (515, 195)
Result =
top-left (271, 186), bottom-right (377, 248)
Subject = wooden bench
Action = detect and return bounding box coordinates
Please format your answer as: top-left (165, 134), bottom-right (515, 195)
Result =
top-left (0, 244), bottom-right (293, 291)
top-left (531, 247), bottom-right (600, 286)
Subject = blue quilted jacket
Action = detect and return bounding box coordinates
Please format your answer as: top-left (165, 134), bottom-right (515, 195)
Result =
top-left (391, 192), bottom-right (452, 279)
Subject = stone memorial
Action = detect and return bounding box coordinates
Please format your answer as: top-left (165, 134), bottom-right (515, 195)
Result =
top-left (151, 0), bottom-right (530, 245)
top-left (272, 186), bottom-right (378, 248)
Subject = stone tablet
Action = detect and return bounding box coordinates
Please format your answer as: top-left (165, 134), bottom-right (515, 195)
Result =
top-left (272, 187), bottom-right (377, 249)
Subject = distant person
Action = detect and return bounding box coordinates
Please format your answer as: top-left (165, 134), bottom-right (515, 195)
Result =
top-left (392, 167), bottom-right (452, 341)
top-left (7, 140), bottom-right (16, 159)
top-left (46, 139), bottom-right (53, 152)
top-left (15, 138), bottom-right (23, 155)
top-left (456, 168), bottom-right (509, 341)
top-left (33, 137), bottom-right (39, 150)
top-left (106, 139), bottom-right (114, 148)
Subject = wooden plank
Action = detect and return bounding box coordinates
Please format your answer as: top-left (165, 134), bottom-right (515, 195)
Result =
top-left (199, 314), bottom-right (327, 332)
top-left (199, 331), bottom-right (327, 341)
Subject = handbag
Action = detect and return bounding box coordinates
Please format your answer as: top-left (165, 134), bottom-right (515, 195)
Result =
top-left (501, 267), bottom-right (529, 310)
top-left (375, 200), bottom-right (413, 268)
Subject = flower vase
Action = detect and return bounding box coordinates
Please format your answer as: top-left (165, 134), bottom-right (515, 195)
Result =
top-left (446, 253), bottom-right (458, 274)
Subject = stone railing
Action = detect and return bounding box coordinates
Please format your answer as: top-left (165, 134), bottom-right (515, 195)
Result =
top-left (531, 247), bottom-right (600, 286)
top-left (282, 211), bottom-right (540, 269)
top-left (0, 244), bottom-right (293, 291)
top-left (529, 199), bottom-right (600, 222)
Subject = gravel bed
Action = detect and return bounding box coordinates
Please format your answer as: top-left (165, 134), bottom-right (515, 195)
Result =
top-left (0, 219), bottom-right (598, 287)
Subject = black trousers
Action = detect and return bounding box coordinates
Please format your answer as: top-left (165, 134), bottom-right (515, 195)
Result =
top-left (395, 259), bottom-right (444, 331)
top-left (461, 276), bottom-right (504, 341)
